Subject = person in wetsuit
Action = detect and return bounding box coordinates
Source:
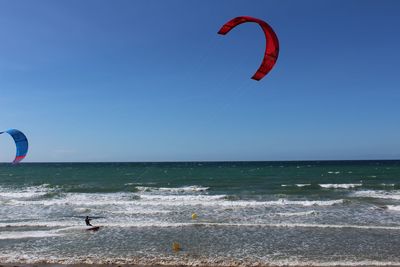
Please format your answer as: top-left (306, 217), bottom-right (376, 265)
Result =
top-left (85, 216), bottom-right (93, 226)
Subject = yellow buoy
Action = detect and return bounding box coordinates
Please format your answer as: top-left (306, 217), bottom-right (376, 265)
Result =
top-left (191, 213), bottom-right (198, 219)
top-left (172, 242), bottom-right (181, 251)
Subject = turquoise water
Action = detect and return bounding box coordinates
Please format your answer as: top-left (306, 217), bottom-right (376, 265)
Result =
top-left (1, 161), bottom-right (400, 265)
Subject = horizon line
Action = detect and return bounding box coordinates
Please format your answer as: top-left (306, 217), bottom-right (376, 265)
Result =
top-left (2, 159), bottom-right (400, 164)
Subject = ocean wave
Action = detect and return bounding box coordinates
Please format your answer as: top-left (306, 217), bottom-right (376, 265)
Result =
top-left (73, 207), bottom-right (91, 213)
top-left (110, 208), bottom-right (172, 215)
top-left (5, 189), bottom-right (344, 209)
top-left (351, 190), bottom-right (400, 200)
top-left (0, 221), bottom-right (82, 229)
top-left (124, 182), bottom-right (157, 186)
top-left (7, 192), bottom-right (139, 206)
top-left (0, 230), bottom-right (63, 240)
top-left (135, 185), bottom-right (209, 193)
top-left (280, 184), bottom-right (311, 187)
top-left (295, 183), bottom-right (311, 187)
top-left (386, 205), bottom-right (400, 211)
top-left (138, 195), bottom-right (343, 207)
top-left (1, 221), bottom-right (399, 231)
top-left (139, 194), bottom-right (224, 201)
top-left (246, 199), bottom-right (342, 207)
top-left (0, 184), bottom-right (54, 200)
top-left (274, 210), bottom-right (317, 217)
top-left (6, 192), bottom-right (221, 207)
top-left (381, 183), bottom-right (395, 187)
top-left (319, 183), bottom-right (362, 189)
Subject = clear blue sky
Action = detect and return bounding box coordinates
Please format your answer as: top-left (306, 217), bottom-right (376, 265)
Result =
top-left (0, 0), bottom-right (399, 162)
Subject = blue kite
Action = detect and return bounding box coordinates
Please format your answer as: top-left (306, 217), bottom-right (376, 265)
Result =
top-left (0, 129), bottom-right (28, 163)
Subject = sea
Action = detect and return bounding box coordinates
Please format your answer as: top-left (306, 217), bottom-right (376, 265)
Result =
top-left (1, 161), bottom-right (400, 266)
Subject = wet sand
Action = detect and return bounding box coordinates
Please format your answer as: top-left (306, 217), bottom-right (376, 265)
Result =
top-left (0, 264), bottom-right (380, 267)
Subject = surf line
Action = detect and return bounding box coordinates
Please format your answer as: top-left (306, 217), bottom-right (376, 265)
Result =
top-left (104, 222), bottom-right (400, 230)
top-left (202, 222), bottom-right (400, 230)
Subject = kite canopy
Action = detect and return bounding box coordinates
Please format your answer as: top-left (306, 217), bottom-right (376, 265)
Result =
top-left (218, 16), bottom-right (279, 81)
top-left (0, 129), bottom-right (28, 164)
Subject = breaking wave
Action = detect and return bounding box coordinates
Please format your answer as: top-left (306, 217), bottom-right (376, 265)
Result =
top-left (135, 185), bottom-right (209, 193)
top-left (351, 190), bottom-right (400, 200)
top-left (319, 183), bottom-right (362, 189)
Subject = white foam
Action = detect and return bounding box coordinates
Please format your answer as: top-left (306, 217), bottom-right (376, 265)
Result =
top-left (7, 189), bottom-right (344, 209)
top-left (274, 210), bottom-right (316, 217)
top-left (0, 221), bottom-right (79, 228)
top-left (282, 184), bottom-right (312, 188)
top-left (269, 199), bottom-right (342, 207)
top-left (136, 185), bottom-right (209, 193)
top-left (110, 208), bottom-right (171, 215)
top-left (351, 190), bottom-right (400, 200)
top-left (137, 195), bottom-right (343, 207)
top-left (0, 184), bottom-right (53, 200)
top-left (139, 194), bottom-right (224, 201)
top-left (110, 221), bottom-right (400, 230)
top-left (295, 184), bottom-right (311, 187)
top-left (6, 219), bottom-right (397, 231)
top-left (381, 183), bottom-right (395, 187)
top-left (124, 182), bottom-right (157, 186)
top-left (9, 192), bottom-right (137, 206)
top-left (0, 191), bottom-right (47, 199)
top-left (386, 205), bottom-right (400, 211)
top-left (319, 183), bottom-right (362, 189)
top-left (2, 221), bottom-right (400, 238)
top-left (73, 207), bottom-right (91, 213)
top-left (0, 230), bottom-right (63, 240)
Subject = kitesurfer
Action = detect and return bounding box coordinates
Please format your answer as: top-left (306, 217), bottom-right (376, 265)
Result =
top-left (85, 216), bottom-right (93, 226)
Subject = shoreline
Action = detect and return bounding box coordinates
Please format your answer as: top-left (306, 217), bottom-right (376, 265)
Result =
top-left (2, 262), bottom-right (400, 267)
top-left (2, 264), bottom-right (400, 267)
